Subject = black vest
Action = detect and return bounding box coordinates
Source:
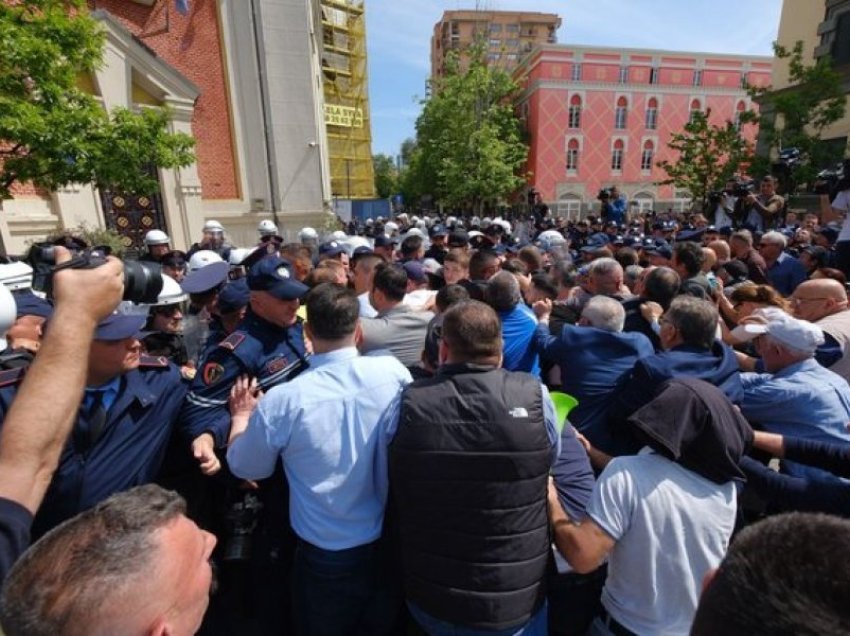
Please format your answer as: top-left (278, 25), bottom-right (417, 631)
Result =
top-left (389, 364), bottom-right (552, 630)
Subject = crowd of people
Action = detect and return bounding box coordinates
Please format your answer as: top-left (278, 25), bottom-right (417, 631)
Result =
top-left (0, 166), bottom-right (848, 635)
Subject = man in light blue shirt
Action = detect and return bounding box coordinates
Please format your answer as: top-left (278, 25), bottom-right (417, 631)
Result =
top-left (227, 283), bottom-right (412, 635)
top-left (738, 308), bottom-right (850, 479)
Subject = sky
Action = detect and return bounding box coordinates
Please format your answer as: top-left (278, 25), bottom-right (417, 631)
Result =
top-left (364, 0), bottom-right (785, 156)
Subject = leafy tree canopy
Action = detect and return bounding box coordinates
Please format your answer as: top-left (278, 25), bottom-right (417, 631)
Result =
top-left (372, 153), bottom-right (397, 199)
top-left (0, 0), bottom-right (195, 199)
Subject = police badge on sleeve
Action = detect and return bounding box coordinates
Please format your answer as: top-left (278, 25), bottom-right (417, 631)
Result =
top-left (202, 362), bottom-right (225, 385)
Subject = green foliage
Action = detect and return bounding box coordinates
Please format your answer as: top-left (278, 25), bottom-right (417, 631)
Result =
top-left (372, 153), bottom-right (398, 199)
top-left (657, 109), bottom-right (755, 212)
top-left (406, 44), bottom-right (528, 212)
top-left (749, 40), bottom-right (847, 191)
top-left (40, 221), bottom-right (127, 257)
top-left (0, 0), bottom-right (195, 199)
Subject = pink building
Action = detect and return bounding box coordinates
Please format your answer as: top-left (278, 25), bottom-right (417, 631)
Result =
top-left (516, 44), bottom-right (773, 218)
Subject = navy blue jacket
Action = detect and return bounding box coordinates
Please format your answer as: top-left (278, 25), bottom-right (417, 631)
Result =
top-left (0, 358), bottom-right (187, 535)
top-left (533, 322), bottom-right (654, 451)
top-left (606, 342), bottom-right (743, 455)
top-left (180, 309), bottom-right (308, 447)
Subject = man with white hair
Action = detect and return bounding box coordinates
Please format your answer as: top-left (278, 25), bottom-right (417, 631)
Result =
top-left (758, 230), bottom-right (807, 296)
top-left (737, 308), bottom-right (850, 478)
top-left (533, 296), bottom-right (653, 449)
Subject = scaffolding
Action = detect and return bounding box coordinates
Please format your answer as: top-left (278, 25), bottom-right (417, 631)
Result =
top-left (320, 0), bottom-right (375, 199)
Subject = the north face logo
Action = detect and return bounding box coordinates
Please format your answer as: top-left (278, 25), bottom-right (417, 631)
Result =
top-left (508, 407), bottom-right (528, 418)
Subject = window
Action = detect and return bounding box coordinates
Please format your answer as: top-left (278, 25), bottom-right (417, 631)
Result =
top-left (641, 140), bottom-right (654, 171)
top-left (568, 95), bottom-right (582, 128)
top-left (740, 72), bottom-right (748, 88)
top-left (649, 67), bottom-right (659, 84)
top-left (557, 196), bottom-right (582, 219)
top-left (619, 66), bottom-right (629, 84)
top-left (506, 24), bottom-right (519, 34)
top-left (489, 39), bottom-right (501, 48)
top-left (734, 100), bottom-right (747, 131)
top-left (693, 69), bottom-right (702, 86)
top-left (633, 193), bottom-right (654, 213)
top-left (506, 39), bottom-right (519, 48)
top-left (645, 98), bottom-right (658, 129)
top-left (566, 139), bottom-right (579, 172)
top-left (488, 53), bottom-right (499, 63)
top-left (615, 97), bottom-right (628, 129)
top-left (489, 23), bottom-right (502, 33)
top-left (571, 63), bottom-right (582, 81)
top-left (673, 188), bottom-right (692, 212)
top-left (689, 98), bottom-right (702, 123)
top-left (611, 139), bottom-right (624, 171)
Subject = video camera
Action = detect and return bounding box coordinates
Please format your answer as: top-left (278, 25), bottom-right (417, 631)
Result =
top-left (32, 245), bottom-right (163, 304)
top-left (597, 188), bottom-right (612, 201)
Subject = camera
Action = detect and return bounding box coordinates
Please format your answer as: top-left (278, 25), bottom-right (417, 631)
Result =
top-left (597, 188), bottom-right (612, 201)
top-left (726, 181), bottom-right (754, 198)
top-left (35, 246), bottom-right (163, 304)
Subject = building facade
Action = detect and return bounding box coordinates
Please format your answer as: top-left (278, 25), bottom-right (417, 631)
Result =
top-left (431, 11), bottom-right (560, 79)
top-left (758, 0), bottom-right (850, 160)
top-left (1, 0), bottom-right (332, 254)
top-left (516, 44), bottom-right (772, 218)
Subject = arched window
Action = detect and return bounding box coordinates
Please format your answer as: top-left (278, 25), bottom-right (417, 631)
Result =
top-left (568, 95), bottom-right (582, 129)
top-left (615, 96), bottom-right (628, 129)
top-left (689, 98), bottom-right (702, 123)
top-left (558, 193), bottom-right (582, 219)
top-left (645, 97), bottom-right (658, 129)
top-left (633, 191), bottom-right (655, 213)
top-left (566, 138), bottom-right (579, 172)
top-left (641, 140), bottom-right (655, 171)
top-left (611, 139), bottom-right (624, 171)
top-left (734, 100), bottom-right (747, 131)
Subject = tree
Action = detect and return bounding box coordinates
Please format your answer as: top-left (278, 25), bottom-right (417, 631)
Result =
top-left (657, 109), bottom-right (755, 213)
top-left (372, 153), bottom-right (397, 199)
top-left (0, 0), bottom-right (195, 200)
top-left (406, 45), bottom-right (528, 213)
top-left (749, 41), bottom-right (847, 193)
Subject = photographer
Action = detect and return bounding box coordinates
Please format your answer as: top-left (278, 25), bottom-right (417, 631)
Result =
top-left (599, 186), bottom-right (628, 225)
top-left (710, 179), bottom-right (738, 229)
top-left (818, 159), bottom-right (850, 276)
top-left (0, 247), bottom-right (123, 582)
top-left (741, 176), bottom-right (784, 232)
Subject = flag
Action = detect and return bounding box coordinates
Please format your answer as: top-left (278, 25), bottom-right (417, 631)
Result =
top-left (175, 0), bottom-right (189, 16)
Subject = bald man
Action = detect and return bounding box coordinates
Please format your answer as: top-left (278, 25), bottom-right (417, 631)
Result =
top-left (790, 279), bottom-right (850, 381)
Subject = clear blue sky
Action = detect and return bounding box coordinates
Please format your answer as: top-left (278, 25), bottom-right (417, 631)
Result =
top-left (365, 0), bottom-right (784, 157)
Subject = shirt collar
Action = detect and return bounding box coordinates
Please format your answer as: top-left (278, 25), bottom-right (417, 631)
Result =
top-left (310, 346), bottom-right (359, 367)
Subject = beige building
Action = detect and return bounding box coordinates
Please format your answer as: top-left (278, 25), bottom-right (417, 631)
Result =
top-left (430, 10), bottom-right (560, 79)
top-left (762, 0), bottom-right (850, 158)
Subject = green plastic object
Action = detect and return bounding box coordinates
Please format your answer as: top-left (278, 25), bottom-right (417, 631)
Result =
top-left (549, 391), bottom-right (578, 434)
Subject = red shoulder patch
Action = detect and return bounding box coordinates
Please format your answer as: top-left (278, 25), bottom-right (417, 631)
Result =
top-left (0, 367), bottom-right (26, 388)
top-left (202, 362), bottom-right (225, 385)
top-left (219, 333), bottom-right (246, 351)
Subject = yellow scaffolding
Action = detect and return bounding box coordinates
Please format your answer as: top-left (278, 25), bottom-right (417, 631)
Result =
top-left (320, 0), bottom-right (376, 199)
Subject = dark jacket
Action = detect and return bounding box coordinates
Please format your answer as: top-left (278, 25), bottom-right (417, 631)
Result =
top-left (389, 364), bottom-right (552, 631)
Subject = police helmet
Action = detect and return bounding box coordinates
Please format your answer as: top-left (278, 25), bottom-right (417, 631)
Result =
top-left (257, 219), bottom-right (278, 237)
top-left (188, 250), bottom-right (225, 271)
top-left (298, 227), bottom-right (318, 242)
top-left (144, 229), bottom-right (170, 246)
top-left (203, 220), bottom-right (225, 234)
top-left (149, 274), bottom-right (188, 307)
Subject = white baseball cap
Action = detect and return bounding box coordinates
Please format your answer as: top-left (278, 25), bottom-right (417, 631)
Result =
top-left (733, 307), bottom-right (825, 354)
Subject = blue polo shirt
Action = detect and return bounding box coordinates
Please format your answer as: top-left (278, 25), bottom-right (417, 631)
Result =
top-left (499, 304), bottom-right (541, 377)
top-left (766, 251), bottom-right (807, 296)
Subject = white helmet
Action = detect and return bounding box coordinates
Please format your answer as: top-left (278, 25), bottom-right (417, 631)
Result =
top-left (0, 262), bottom-right (34, 292)
top-left (298, 227), bottom-right (318, 242)
top-left (446, 216), bottom-right (457, 227)
top-left (149, 274), bottom-right (188, 307)
top-left (228, 248), bottom-right (252, 266)
top-left (257, 219), bottom-right (278, 236)
top-left (537, 230), bottom-right (567, 248)
top-left (384, 221), bottom-right (399, 234)
top-left (188, 250), bottom-right (224, 271)
top-left (144, 229), bottom-right (170, 246)
top-left (481, 217), bottom-right (492, 228)
top-left (203, 220), bottom-right (225, 233)
top-left (410, 215), bottom-right (420, 224)
top-left (365, 218), bottom-right (374, 226)
top-left (415, 219), bottom-right (427, 230)
top-left (405, 228), bottom-right (425, 239)
top-left (330, 230), bottom-right (348, 242)
top-left (497, 219), bottom-right (512, 234)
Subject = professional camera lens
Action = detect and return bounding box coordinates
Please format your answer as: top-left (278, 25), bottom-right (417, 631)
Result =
top-left (122, 261), bottom-right (163, 304)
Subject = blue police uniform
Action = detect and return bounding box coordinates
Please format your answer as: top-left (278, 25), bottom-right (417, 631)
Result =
top-left (0, 355), bottom-right (187, 536)
top-left (180, 257), bottom-right (310, 447)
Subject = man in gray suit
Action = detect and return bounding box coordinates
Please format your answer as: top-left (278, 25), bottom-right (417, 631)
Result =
top-left (359, 262), bottom-right (434, 369)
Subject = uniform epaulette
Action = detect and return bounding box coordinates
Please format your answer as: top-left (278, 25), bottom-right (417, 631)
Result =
top-left (139, 354), bottom-right (170, 368)
top-left (0, 366), bottom-right (26, 388)
top-left (219, 332), bottom-right (247, 351)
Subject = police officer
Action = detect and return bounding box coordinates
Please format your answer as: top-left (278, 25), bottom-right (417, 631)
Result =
top-left (142, 274), bottom-right (190, 370)
top-left (139, 230), bottom-right (172, 264)
top-left (0, 312), bottom-right (188, 538)
top-left (181, 258), bottom-right (229, 367)
top-left (180, 255), bottom-right (310, 474)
